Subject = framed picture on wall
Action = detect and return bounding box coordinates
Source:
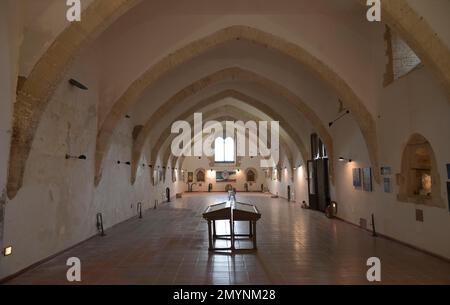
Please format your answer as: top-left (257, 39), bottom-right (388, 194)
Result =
top-left (363, 168), bottom-right (372, 192)
top-left (188, 172), bottom-right (193, 183)
top-left (352, 168), bottom-right (362, 188)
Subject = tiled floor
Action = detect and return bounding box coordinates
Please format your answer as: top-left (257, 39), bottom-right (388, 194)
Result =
top-left (5, 193), bottom-right (450, 285)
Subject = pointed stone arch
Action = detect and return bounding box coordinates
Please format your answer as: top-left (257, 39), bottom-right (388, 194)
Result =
top-left (96, 26), bottom-right (380, 187)
top-left (130, 88), bottom-right (313, 185)
top-left (9, 1), bottom-right (450, 198)
top-left (156, 107), bottom-right (295, 175)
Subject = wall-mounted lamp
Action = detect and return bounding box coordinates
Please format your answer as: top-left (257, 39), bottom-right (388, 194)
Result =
top-left (339, 157), bottom-right (353, 163)
top-left (3, 246), bottom-right (12, 256)
top-left (69, 78), bottom-right (88, 90)
top-left (66, 154), bottom-right (87, 160)
top-left (117, 161), bottom-right (131, 165)
top-left (329, 110), bottom-right (350, 127)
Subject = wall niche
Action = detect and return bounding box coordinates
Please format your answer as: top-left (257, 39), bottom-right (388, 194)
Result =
top-left (398, 134), bottom-right (444, 208)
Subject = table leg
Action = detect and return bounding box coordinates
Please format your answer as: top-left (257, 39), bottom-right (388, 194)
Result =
top-left (207, 221), bottom-right (213, 251)
top-left (252, 221), bottom-right (257, 250)
top-left (213, 220), bottom-right (217, 238)
top-left (230, 220), bottom-right (235, 250)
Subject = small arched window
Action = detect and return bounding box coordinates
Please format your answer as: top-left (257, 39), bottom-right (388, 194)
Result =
top-left (215, 137), bottom-right (235, 163)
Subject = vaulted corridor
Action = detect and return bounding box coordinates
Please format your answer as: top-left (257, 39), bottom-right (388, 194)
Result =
top-left (1, 0), bottom-right (450, 286)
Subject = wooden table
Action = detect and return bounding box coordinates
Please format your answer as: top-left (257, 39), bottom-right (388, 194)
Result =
top-left (203, 201), bottom-right (261, 252)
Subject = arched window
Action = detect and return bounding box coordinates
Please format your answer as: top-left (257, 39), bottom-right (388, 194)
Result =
top-left (398, 134), bottom-right (444, 208)
top-left (215, 137), bottom-right (235, 163)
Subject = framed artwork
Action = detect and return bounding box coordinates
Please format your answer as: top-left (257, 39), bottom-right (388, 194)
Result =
top-left (363, 168), bottom-right (373, 192)
top-left (381, 166), bottom-right (392, 176)
top-left (216, 171), bottom-right (237, 182)
top-left (383, 177), bottom-right (391, 193)
top-left (188, 172), bottom-right (194, 183)
top-left (352, 168), bottom-right (362, 188)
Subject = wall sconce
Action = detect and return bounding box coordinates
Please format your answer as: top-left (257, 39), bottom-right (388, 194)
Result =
top-left (117, 161), bottom-right (131, 165)
top-left (329, 110), bottom-right (350, 127)
top-left (66, 154), bottom-right (87, 160)
top-left (3, 246), bottom-right (12, 256)
top-left (69, 78), bottom-right (88, 90)
top-left (339, 157), bottom-right (352, 163)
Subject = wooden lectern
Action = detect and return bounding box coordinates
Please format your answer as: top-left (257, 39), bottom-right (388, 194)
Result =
top-left (202, 200), bottom-right (261, 252)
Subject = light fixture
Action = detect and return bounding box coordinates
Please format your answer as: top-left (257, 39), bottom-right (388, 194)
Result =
top-left (329, 110), bottom-right (350, 127)
top-left (3, 246), bottom-right (12, 256)
top-left (69, 78), bottom-right (88, 90)
top-left (339, 157), bottom-right (352, 163)
top-left (65, 154), bottom-right (87, 160)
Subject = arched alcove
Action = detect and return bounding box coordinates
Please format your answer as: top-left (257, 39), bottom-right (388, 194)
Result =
top-left (398, 134), bottom-right (444, 208)
top-left (245, 168), bottom-right (257, 182)
top-left (195, 168), bottom-right (206, 183)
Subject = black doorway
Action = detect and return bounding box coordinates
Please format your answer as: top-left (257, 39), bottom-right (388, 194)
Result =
top-left (307, 134), bottom-right (330, 212)
top-left (166, 187), bottom-right (171, 202)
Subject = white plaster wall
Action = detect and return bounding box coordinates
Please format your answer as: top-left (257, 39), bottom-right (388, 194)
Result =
top-left (332, 66), bottom-right (450, 259)
top-left (1, 49), bottom-right (156, 279)
top-left (0, 0), bottom-right (22, 280)
top-left (266, 156), bottom-right (300, 201)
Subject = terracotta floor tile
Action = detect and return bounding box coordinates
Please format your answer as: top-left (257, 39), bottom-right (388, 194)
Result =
top-left (4, 193), bottom-right (450, 285)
